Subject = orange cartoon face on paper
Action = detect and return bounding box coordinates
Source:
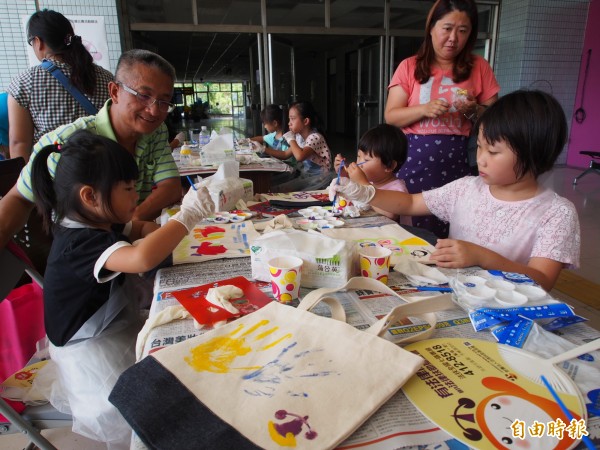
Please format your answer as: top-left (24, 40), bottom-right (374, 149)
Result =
top-left (452, 377), bottom-right (580, 450)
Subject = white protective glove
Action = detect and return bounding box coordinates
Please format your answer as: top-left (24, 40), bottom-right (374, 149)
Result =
top-left (328, 177), bottom-right (376, 204)
top-left (283, 131), bottom-right (296, 144)
top-left (174, 131), bottom-right (186, 144)
top-left (170, 185), bottom-right (215, 232)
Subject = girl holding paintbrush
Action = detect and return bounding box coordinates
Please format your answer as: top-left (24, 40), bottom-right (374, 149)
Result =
top-left (334, 123), bottom-right (410, 224)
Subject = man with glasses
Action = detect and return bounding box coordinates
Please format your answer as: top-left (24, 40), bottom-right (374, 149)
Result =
top-left (0, 49), bottom-right (182, 249)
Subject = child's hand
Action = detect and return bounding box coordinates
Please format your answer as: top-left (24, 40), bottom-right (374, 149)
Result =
top-left (282, 131), bottom-right (296, 143)
top-left (429, 239), bottom-right (480, 268)
top-left (170, 186), bottom-right (215, 232)
top-left (346, 162), bottom-right (370, 185)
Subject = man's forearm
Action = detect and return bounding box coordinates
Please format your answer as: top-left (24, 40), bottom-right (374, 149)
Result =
top-left (133, 178), bottom-right (181, 221)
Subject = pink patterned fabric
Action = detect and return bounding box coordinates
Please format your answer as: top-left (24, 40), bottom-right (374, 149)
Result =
top-left (422, 176), bottom-right (580, 267)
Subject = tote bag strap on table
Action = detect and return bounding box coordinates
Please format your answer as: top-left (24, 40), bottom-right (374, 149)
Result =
top-left (40, 60), bottom-right (98, 115)
top-left (299, 276), bottom-right (455, 344)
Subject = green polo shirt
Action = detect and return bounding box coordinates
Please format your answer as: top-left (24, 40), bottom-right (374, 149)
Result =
top-left (17, 99), bottom-right (179, 203)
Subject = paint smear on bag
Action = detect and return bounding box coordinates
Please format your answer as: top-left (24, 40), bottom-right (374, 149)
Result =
top-left (184, 320), bottom-right (292, 373)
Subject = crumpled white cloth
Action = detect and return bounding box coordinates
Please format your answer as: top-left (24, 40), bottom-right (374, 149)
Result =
top-left (262, 214), bottom-right (295, 234)
top-left (136, 306), bottom-right (191, 361)
top-left (206, 285), bottom-right (243, 314)
top-left (393, 259), bottom-right (449, 285)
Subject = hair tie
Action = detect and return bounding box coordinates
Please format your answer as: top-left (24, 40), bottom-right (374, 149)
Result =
top-left (64, 34), bottom-right (74, 46)
top-left (54, 141), bottom-right (62, 152)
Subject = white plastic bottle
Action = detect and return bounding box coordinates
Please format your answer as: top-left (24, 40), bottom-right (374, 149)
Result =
top-left (179, 141), bottom-right (192, 165)
top-left (199, 126), bottom-right (210, 146)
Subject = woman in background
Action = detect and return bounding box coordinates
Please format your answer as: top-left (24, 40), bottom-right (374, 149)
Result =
top-left (384, 0), bottom-right (499, 238)
top-left (7, 9), bottom-right (113, 161)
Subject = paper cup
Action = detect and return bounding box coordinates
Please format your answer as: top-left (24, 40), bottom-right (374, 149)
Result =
top-left (359, 246), bottom-right (392, 285)
top-left (268, 256), bottom-right (303, 303)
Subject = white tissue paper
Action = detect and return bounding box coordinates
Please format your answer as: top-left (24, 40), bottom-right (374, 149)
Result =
top-left (200, 133), bottom-right (236, 166)
top-left (197, 160), bottom-right (254, 211)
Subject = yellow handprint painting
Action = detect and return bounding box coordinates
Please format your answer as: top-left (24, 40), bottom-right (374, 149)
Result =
top-left (184, 318), bottom-right (338, 398)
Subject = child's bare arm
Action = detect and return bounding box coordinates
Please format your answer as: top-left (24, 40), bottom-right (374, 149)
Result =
top-left (430, 239), bottom-right (562, 291)
top-left (104, 187), bottom-right (214, 274)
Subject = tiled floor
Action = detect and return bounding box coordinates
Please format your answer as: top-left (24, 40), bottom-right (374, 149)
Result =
top-left (1, 166), bottom-right (598, 450)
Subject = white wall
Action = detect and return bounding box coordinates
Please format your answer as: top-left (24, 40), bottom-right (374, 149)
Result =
top-left (0, 0), bottom-right (122, 90)
top-left (495, 0), bottom-right (589, 164)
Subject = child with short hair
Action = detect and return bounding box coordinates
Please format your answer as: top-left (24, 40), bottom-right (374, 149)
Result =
top-left (330, 90), bottom-right (580, 291)
top-left (30, 130), bottom-right (213, 447)
top-left (334, 123), bottom-right (410, 224)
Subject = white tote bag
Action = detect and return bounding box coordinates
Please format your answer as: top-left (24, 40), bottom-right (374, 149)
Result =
top-left (110, 278), bottom-right (446, 450)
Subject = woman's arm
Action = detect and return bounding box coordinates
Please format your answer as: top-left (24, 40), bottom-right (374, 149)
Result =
top-left (8, 95), bottom-right (34, 162)
top-left (384, 85), bottom-right (449, 128)
top-left (430, 239), bottom-right (562, 291)
top-left (345, 163), bottom-right (430, 216)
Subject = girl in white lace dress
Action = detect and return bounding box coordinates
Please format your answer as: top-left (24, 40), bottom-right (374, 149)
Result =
top-left (329, 90), bottom-right (580, 291)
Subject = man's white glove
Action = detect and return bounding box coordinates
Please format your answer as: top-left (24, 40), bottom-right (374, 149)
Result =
top-left (170, 186), bottom-right (215, 232)
top-left (283, 131), bottom-right (296, 143)
top-left (174, 131), bottom-right (186, 143)
top-left (328, 177), bottom-right (376, 204)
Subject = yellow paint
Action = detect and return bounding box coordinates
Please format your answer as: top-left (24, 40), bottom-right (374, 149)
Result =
top-left (268, 421), bottom-right (297, 447)
top-left (400, 237), bottom-right (429, 246)
top-left (184, 320), bottom-right (292, 373)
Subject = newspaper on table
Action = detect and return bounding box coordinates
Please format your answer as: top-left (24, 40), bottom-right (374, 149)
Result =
top-left (133, 261), bottom-right (600, 450)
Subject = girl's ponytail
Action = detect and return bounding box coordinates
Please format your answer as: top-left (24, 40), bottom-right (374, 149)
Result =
top-left (30, 143), bottom-right (60, 234)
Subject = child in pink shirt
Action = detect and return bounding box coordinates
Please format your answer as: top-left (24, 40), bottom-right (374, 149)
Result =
top-left (330, 90), bottom-right (580, 291)
top-left (334, 124), bottom-right (411, 225)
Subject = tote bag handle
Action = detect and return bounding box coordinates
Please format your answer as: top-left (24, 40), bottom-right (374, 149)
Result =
top-left (298, 276), bottom-right (455, 344)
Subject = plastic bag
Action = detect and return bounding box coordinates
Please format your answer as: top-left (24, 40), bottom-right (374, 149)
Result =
top-left (0, 282), bottom-right (45, 382)
top-left (33, 301), bottom-right (142, 449)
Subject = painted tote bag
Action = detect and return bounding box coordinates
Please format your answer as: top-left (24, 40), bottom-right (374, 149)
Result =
top-left (109, 279), bottom-right (426, 450)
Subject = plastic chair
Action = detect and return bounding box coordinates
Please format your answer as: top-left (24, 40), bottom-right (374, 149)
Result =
top-left (573, 151), bottom-right (600, 185)
top-left (0, 243), bottom-right (71, 450)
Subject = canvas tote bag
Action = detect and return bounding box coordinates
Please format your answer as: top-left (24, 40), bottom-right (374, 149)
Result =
top-left (110, 277), bottom-right (451, 449)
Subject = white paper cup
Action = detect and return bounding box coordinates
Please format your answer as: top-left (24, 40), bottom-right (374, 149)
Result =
top-left (359, 246), bottom-right (393, 285)
top-left (268, 256), bottom-right (303, 303)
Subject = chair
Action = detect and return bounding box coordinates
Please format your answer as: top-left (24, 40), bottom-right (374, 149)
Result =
top-left (0, 243), bottom-right (71, 450)
top-left (0, 156), bottom-right (24, 198)
top-left (573, 151), bottom-right (600, 185)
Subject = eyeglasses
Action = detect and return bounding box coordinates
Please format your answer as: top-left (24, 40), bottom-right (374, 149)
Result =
top-left (27, 36), bottom-right (36, 46)
top-left (116, 82), bottom-right (175, 113)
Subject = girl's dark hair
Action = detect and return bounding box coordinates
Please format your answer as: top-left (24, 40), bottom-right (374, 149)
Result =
top-left (27, 9), bottom-right (98, 95)
top-left (358, 124), bottom-right (408, 174)
top-left (260, 104), bottom-right (284, 124)
top-left (415, 0), bottom-right (479, 84)
top-left (289, 100), bottom-right (325, 137)
top-left (31, 130), bottom-right (139, 233)
top-left (476, 90), bottom-right (567, 179)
